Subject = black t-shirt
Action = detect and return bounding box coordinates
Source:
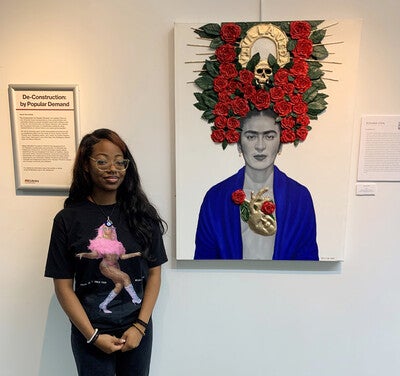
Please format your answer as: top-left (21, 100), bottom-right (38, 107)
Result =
top-left (45, 200), bottom-right (168, 332)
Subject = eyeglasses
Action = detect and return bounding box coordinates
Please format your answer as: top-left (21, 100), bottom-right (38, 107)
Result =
top-left (89, 157), bottom-right (130, 171)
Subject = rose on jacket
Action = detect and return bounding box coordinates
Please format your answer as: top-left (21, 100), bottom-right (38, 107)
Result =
top-left (231, 97), bottom-right (250, 117)
top-left (261, 201), bottom-right (276, 215)
top-left (231, 189), bottom-right (246, 205)
top-left (281, 128), bottom-right (296, 143)
top-left (225, 129), bottom-right (240, 144)
top-left (290, 21), bottom-right (312, 39)
top-left (220, 23), bottom-right (242, 43)
top-left (215, 44), bottom-right (236, 63)
top-left (211, 129), bottom-right (225, 143)
top-left (273, 100), bottom-right (293, 117)
top-left (251, 89), bottom-right (271, 110)
top-left (292, 39), bottom-right (313, 59)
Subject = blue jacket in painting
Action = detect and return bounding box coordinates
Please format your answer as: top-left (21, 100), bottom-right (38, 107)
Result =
top-left (194, 166), bottom-right (318, 260)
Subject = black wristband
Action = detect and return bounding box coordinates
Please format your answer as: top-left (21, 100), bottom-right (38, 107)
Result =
top-left (135, 318), bottom-right (148, 329)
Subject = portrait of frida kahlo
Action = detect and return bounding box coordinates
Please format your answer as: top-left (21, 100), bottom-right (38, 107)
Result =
top-left (191, 21), bottom-right (332, 260)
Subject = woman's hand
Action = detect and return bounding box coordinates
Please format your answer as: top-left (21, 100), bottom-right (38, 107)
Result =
top-left (120, 326), bottom-right (144, 352)
top-left (94, 333), bottom-right (126, 354)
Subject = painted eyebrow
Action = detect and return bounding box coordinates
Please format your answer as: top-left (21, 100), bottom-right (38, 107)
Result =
top-left (243, 130), bottom-right (278, 135)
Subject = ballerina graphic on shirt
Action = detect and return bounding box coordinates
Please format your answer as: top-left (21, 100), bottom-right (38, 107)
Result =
top-left (76, 223), bottom-right (141, 314)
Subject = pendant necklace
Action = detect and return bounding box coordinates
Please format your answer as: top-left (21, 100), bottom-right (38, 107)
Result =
top-left (90, 195), bottom-right (117, 227)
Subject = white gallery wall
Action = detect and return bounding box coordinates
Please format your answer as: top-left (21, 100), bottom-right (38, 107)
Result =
top-left (0, 1), bottom-right (399, 375)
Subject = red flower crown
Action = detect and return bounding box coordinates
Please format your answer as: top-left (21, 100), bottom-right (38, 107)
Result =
top-left (193, 21), bottom-right (330, 149)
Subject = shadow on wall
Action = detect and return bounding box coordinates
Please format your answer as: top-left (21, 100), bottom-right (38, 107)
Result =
top-left (39, 295), bottom-right (77, 376)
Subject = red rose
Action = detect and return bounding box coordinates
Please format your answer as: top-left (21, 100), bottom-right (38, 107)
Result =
top-left (296, 114), bottom-right (310, 126)
top-left (219, 63), bottom-right (238, 79)
top-left (293, 101), bottom-right (308, 115)
top-left (213, 102), bottom-right (230, 116)
top-left (227, 80), bottom-right (243, 94)
top-left (220, 23), bottom-right (242, 43)
top-left (218, 91), bottom-right (232, 103)
top-left (242, 84), bottom-right (256, 99)
top-left (225, 129), bottom-right (240, 144)
top-left (280, 82), bottom-right (295, 95)
top-left (273, 100), bottom-right (292, 117)
top-left (214, 116), bottom-right (227, 129)
top-left (251, 89), bottom-right (271, 110)
top-left (293, 39), bottom-right (313, 59)
top-left (227, 117), bottom-right (240, 129)
top-left (296, 126), bottom-right (309, 141)
top-left (293, 75), bottom-right (312, 93)
top-left (231, 189), bottom-right (246, 205)
top-left (280, 129), bottom-right (297, 143)
top-left (215, 44), bottom-right (236, 63)
top-left (273, 69), bottom-right (290, 85)
top-left (269, 86), bottom-right (285, 102)
top-left (290, 58), bottom-right (309, 76)
top-left (239, 69), bottom-right (254, 85)
top-left (289, 93), bottom-right (303, 104)
top-left (211, 129), bottom-right (225, 143)
top-left (213, 75), bottom-right (229, 92)
top-left (261, 201), bottom-right (276, 215)
top-left (231, 97), bottom-right (250, 117)
top-left (290, 21), bottom-right (312, 39)
top-left (280, 116), bottom-right (295, 129)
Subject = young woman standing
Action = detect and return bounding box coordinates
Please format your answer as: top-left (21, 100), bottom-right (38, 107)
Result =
top-left (45, 129), bottom-right (167, 375)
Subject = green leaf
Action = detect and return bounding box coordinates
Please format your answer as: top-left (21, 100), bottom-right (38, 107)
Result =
top-left (310, 29), bottom-right (326, 44)
top-left (194, 92), bottom-right (203, 102)
top-left (202, 93), bottom-right (217, 108)
top-left (303, 87), bottom-right (318, 103)
top-left (194, 75), bottom-right (214, 90)
top-left (205, 60), bottom-right (220, 78)
top-left (201, 23), bottom-right (221, 36)
top-left (194, 29), bottom-right (209, 39)
top-left (287, 39), bottom-right (296, 52)
top-left (274, 21), bottom-right (290, 34)
top-left (308, 65), bottom-right (323, 80)
top-left (246, 52), bottom-right (260, 72)
top-left (201, 109), bottom-right (215, 121)
top-left (312, 45), bottom-right (329, 60)
top-left (210, 37), bottom-right (224, 49)
top-left (308, 20), bottom-right (324, 29)
top-left (240, 201), bottom-right (250, 222)
top-left (307, 101), bottom-right (327, 116)
top-left (312, 78), bottom-right (326, 90)
top-left (222, 139), bottom-right (228, 150)
top-left (194, 102), bottom-right (208, 111)
top-left (268, 53), bottom-right (277, 68)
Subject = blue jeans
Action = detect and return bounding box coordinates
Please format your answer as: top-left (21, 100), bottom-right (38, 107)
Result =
top-left (71, 320), bottom-right (153, 376)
